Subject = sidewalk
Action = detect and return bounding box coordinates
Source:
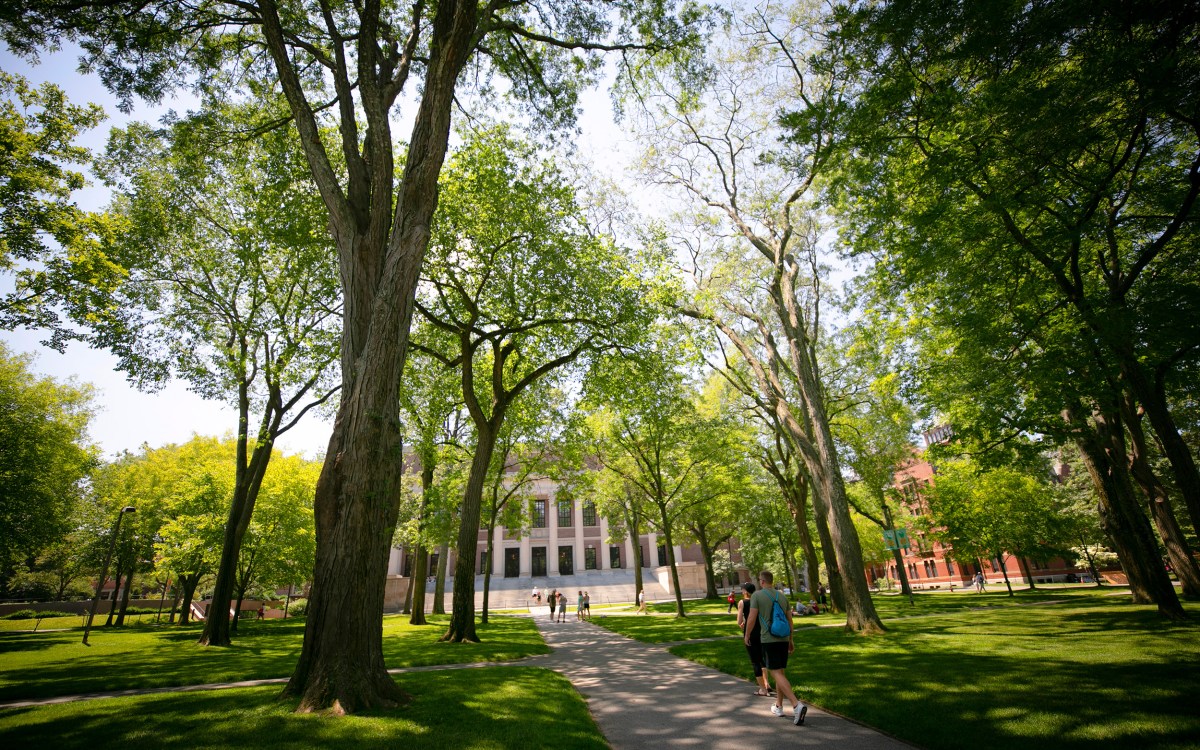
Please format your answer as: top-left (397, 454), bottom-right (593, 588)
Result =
top-left (526, 614), bottom-right (915, 749)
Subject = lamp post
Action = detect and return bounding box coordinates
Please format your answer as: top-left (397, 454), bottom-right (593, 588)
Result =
top-left (82, 506), bottom-right (135, 645)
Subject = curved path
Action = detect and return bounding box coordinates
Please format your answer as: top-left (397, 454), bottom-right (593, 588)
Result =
top-left (525, 614), bottom-right (915, 749)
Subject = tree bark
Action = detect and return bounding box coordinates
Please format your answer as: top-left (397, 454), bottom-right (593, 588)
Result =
top-left (104, 557), bottom-right (125, 628)
top-left (433, 541), bottom-right (449, 615)
top-left (1122, 393), bottom-right (1200, 600)
top-left (178, 572), bottom-right (200, 626)
top-left (200, 362), bottom-right (278, 647)
top-left (409, 461), bottom-right (435, 625)
top-left (115, 557), bottom-right (134, 626)
top-left (275, 0), bottom-right (480, 711)
top-left (442, 421), bottom-right (499, 642)
top-left (1067, 405), bottom-right (1185, 619)
top-left (656, 504), bottom-right (686, 617)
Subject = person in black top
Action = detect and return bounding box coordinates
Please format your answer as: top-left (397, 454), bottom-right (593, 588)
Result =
top-left (736, 582), bottom-right (772, 696)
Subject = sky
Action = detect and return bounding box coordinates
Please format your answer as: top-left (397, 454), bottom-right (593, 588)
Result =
top-left (1, 41), bottom-right (638, 461)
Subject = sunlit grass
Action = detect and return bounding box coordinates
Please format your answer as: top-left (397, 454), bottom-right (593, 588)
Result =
top-left (0, 667), bottom-right (603, 750)
top-left (0, 614), bottom-right (547, 702)
top-left (669, 594), bottom-right (1200, 750)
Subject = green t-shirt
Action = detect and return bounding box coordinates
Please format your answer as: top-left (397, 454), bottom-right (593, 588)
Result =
top-left (749, 588), bottom-right (790, 643)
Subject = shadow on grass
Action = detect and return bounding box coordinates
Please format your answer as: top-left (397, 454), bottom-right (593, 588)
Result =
top-left (0, 615), bottom-right (549, 703)
top-left (0, 667), bottom-right (603, 750)
top-left (674, 601), bottom-right (1200, 750)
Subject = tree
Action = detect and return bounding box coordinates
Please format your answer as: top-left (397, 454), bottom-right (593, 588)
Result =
top-left (84, 107), bottom-right (340, 647)
top-left (4, 0), bottom-right (704, 712)
top-left (825, 0), bottom-right (1200, 542)
top-left (924, 460), bottom-right (1076, 597)
top-left (634, 0), bottom-right (884, 632)
top-left (584, 332), bottom-right (741, 617)
top-left (231, 452), bottom-right (319, 623)
top-left (0, 69), bottom-right (113, 346)
top-left (396, 341), bottom-right (466, 626)
top-left (830, 322), bottom-right (921, 598)
top-left (0, 343), bottom-right (98, 589)
top-left (413, 127), bottom-right (660, 642)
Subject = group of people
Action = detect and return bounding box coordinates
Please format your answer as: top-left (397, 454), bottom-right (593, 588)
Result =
top-left (535, 587), bottom-right (592, 622)
top-left (735, 571), bottom-right (810, 727)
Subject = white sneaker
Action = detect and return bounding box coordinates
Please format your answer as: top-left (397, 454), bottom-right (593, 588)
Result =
top-left (793, 703), bottom-right (808, 726)
top-left (771, 704), bottom-right (784, 717)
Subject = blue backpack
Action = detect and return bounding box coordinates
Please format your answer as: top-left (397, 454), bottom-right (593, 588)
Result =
top-left (761, 591), bottom-right (792, 638)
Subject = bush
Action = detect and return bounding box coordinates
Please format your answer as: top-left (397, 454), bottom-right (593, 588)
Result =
top-left (1, 609), bottom-right (75, 620)
top-left (286, 598), bottom-right (307, 617)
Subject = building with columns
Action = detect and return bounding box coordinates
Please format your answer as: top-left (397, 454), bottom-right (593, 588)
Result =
top-left (384, 473), bottom-right (733, 610)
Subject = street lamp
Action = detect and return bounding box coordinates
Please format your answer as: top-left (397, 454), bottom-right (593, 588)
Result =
top-left (82, 506), bottom-right (135, 645)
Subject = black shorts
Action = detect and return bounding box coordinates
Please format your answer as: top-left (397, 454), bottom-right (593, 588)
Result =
top-left (761, 641), bottom-right (790, 671)
top-left (745, 639), bottom-right (764, 676)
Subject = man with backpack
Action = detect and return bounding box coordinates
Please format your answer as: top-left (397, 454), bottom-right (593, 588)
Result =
top-left (744, 570), bottom-right (808, 726)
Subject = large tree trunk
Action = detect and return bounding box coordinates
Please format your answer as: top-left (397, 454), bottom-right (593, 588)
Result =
top-left (784, 474), bottom-right (822, 598)
top-left (1068, 405), bottom-right (1185, 619)
top-left (1122, 393), bottom-right (1200, 600)
top-left (808, 482), bottom-right (843, 612)
top-left (265, 0), bottom-right (479, 713)
top-left (1117, 350), bottom-right (1200, 540)
top-left (442, 422), bottom-right (499, 642)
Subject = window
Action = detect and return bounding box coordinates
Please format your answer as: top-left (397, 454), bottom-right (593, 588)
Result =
top-left (585, 546), bottom-right (597, 570)
top-left (657, 544), bottom-right (667, 567)
top-left (558, 499), bottom-right (572, 528)
top-left (479, 550), bottom-right (492, 575)
top-left (582, 501), bottom-right (597, 527)
top-left (945, 558), bottom-right (955, 576)
top-left (532, 499), bottom-right (546, 528)
top-left (558, 546), bottom-right (574, 575)
top-left (610, 546), bottom-right (622, 569)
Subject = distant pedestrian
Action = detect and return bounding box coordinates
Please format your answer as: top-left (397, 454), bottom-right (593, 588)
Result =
top-left (737, 582), bottom-right (772, 697)
top-left (576, 590), bottom-right (585, 621)
top-left (582, 591), bottom-right (591, 619)
top-left (548, 589), bottom-right (558, 619)
top-left (636, 589), bottom-right (648, 614)
top-left (557, 592), bottom-right (567, 622)
top-left (532, 585), bottom-right (540, 603)
top-left (974, 572), bottom-right (986, 593)
top-left (746, 570), bottom-right (807, 726)
top-left (727, 589), bottom-right (737, 612)
top-left (817, 583), bottom-right (827, 606)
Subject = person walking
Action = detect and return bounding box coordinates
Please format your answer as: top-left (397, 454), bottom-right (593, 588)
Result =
top-left (736, 582), bottom-right (772, 697)
top-left (576, 590), bottom-right (585, 621)
top-left (974, 572), bottom-right (986, 593)
top-left (582, 591), bottom-right (591, 620)
top-left (548, 589), bottom-right (558, 620)
top-left (557, 591), bottom-right (568, 622)
top-left (636, 589), bottom-right (648, 614)
top-left (727, 589), bottom-right (737, 613)
top-left (745, 570), bottom-right (807, 726)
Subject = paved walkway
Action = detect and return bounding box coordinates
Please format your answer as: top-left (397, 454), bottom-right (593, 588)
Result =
top-left (526, 615), bottom-right (914, 749)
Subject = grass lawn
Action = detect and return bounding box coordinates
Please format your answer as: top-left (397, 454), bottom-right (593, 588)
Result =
top-left (0, 666), bottom-right (604, 750)
top-left (661, 593), bottom-right (1200, 750)
top-left (0, 614), bottom-right (547, 703)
